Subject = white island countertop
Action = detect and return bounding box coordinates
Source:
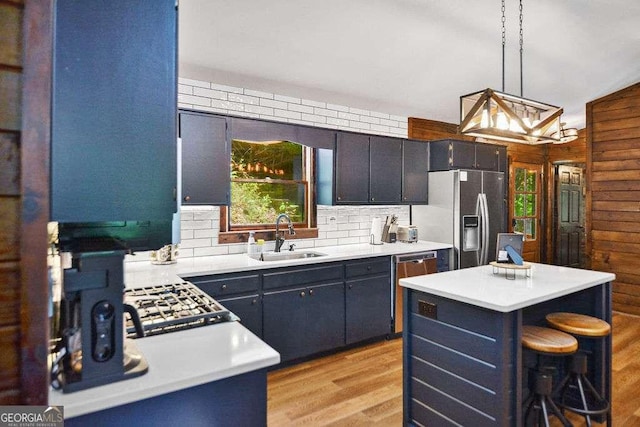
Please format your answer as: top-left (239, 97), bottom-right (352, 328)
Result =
top-left (400, 263), bottom-right (615, 312)
top-left (125, 241), bottom-right (452, 287)
top-left (49, 321), bottom-right (279, 418)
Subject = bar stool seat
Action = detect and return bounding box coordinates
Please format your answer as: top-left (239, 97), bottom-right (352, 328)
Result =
top-left (545, 312), bottom-right (611, 427)
top-left (522, 325), bottom-right (579, 354)
top-left (546, 312), bottom-right (611, 337)
top-left (522, 325), bottom-right (578, 427)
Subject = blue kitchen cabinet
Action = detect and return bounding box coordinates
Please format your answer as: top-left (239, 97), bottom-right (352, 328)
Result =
top-left (263, 281), bottom-right (344, 363)
top-left (345, 257), bottom-right (392, 344)
top-left (401, 139), bottom-right (430, 204)
top-left (437, 248), bottom-right (451, 272)
top-left (179, 110), bottom-right (229, 205)
top-left (52, 0), bottom-right (177, 223)
top-left (217, 294), bottom-right (262, 338)
top-left (369, 136), bottom-right (403, 203)
top-left (187, 273), bottom-right (262, 337)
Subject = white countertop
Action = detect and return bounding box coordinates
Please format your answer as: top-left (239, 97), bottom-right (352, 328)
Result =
top-left (49, 321), bottom-right (280, 418)
top-left (50, 241), bottom-right (450, 418)
top-left (125, 241), bottom-right (452, 287)
top-left (400, 263), bottom-right (615, 312)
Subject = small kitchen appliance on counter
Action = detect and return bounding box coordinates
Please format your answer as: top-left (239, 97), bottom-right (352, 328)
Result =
top-left (51, 239), bottom-right (148, 393)
top-left (397, 225), bottom-right (418, 243)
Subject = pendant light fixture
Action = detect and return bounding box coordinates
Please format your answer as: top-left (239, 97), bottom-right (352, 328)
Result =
top-left (460, 0), bottom-right (564, 144)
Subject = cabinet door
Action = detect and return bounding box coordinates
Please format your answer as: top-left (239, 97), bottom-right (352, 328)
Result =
top-left (305, 282), bottom-right (345, 354)
top-left (369, 136), bottom-right (402, 203)
top-left (52, 0), bottom-right (177, 222)
top-left (218, 294), bottom-right (262, 338)
top-left (346, 275), bottom-right (391, 344)
top-left (335, 132), bottom-right (370, 203)
top-left (449, 140), bottom-right (476, 169)
top-left (179, 111), bottom-right (229, 205)
top-left (263, 287), bottom-right (308, 362)
top-left (437, 249), bottom-right (451, 272)
top-left (402, 140), bottom-right (429, 203)
top-left (475, 143), bottom-right (500, 171)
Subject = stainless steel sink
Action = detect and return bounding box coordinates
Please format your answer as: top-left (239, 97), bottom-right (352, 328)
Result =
top-left (248, 250), bottom-right (327, 262)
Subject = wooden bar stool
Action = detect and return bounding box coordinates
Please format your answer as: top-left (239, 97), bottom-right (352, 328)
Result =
top-left (522, 325), bottom-right (578, 427)
top-left (546, 312), bottom-right (611, 426)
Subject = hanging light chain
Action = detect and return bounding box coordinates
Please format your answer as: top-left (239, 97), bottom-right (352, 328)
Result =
top-left (501, 0), bottom-right (506, 92)
top-left (519, 0), bottom-right (524, 97)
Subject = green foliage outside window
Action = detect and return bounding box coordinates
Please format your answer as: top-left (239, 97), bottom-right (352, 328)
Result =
top-left (230, 140), bottom-right (306, 226)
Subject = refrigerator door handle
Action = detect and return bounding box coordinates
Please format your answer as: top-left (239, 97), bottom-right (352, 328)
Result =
top-left (475, 194), bottom-right (482, 265)
top-left (481, 193), bottom-right (490, 264)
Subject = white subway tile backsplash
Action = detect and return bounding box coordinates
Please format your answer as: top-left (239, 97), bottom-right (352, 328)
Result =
top-left (178, 77), bottom-right (210, 88)
top-left (349, 107), bottom-right (370, 116)
top-left (178, 84), bottom-right (193, 95)
top-left (350, 121), bottom-right (370, 130)
top-left (288, 103), bottom-right (315, 114)
top-left (314, 107), bottom-right (338, 118)
top-left (245, 104), bottom-right (275, 116)
top-left (370, 124), bottom-right (391, 134)
top-left (181, 220), bottom-right (213, 230)
top-left (178, 94), bottom-right (211, 107)
top-left (211, 83), bottom-right (243, 94)
top-left (178, 102), bottom-right (194, 109)
top-left (360, 115), bottom-right (380, 125)
top-left (390, 114), bottom-right (407, 123)
top-left (301, 113), bottom-right (326, 124)
top-left (326, 117), bottom-right (349, 127)
top-left (193, 87), bottom-right (227, 100)
top-left (244, 89), bottom-right (274, 99)
top-left (275, 94), bottom-right (301, 104)
top-left (337, 237), bottom-right (360, 245)
top-left (327, 103), bottom-right (349, 112)
top-left (337, 111), bottom-right (360, 121)
top-left (211, 99), bottom-right (244, 112)
top-left (274, 109), bottom-right (302, 120)
top-left (370, 111), bottom-right (390, 120)
top-left (380, 118), bottom-right (399, 127)
top-left (180, 238), bottom-right (214, 249)
top-left (228, 93), bottom-right (260, 105)
top-left (194, 229), bottom-right (216, 238)
top-left (260, 98), bottom-right (288, 110)
top-left (301, 99), bottom-right (326, 108)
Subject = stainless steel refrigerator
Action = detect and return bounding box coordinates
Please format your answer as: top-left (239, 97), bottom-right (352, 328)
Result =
top-left (411, 170), bottom-right (506, 269)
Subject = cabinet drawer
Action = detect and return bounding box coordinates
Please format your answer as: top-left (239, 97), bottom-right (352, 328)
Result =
top-left (189, 274), bottom-right (260, 297)
top-left (345, 257), bottom-right (391, 278)
top-left (263, 263), bottom-right (343, 290)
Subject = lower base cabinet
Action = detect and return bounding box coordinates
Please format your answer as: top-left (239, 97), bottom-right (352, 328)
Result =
top-left (346, 275), bottom-right (391, 344)
top-left (217, 294), bottom-right (262, 337)
top-left (263, 282), bottom-right (344, 363)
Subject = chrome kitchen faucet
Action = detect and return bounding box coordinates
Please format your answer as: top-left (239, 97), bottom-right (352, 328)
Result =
top-left (274, 213), bottom-right (295, 252)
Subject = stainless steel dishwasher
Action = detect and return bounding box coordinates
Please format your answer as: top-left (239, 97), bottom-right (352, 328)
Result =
top-left (394, 251), bottom-right (438, 334)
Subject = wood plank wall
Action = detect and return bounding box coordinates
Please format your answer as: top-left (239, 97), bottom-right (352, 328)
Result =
top-left (587, 82), bottom-right (640, 315)
top-left (0, 0), bottom-right (24, 404)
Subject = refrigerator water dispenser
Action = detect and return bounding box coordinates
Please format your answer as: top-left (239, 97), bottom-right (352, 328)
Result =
top-left (463, 215), bottom-right (479, 251)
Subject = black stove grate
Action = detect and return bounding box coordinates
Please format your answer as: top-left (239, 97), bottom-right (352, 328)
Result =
top-left (124, 281), bottom-right (231, 338)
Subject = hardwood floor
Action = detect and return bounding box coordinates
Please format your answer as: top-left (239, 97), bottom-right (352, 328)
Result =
top-left (267, 312), bottom-right (640, 426)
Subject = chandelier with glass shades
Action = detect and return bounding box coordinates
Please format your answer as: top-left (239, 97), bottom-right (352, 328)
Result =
top-left (460, 0), bottom-right (575, 144)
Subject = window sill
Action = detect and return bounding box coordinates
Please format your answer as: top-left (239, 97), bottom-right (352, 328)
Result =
top-left (218, 228), bottom-right (319, 244)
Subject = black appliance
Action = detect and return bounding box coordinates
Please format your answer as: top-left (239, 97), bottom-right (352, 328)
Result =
top-left (123, 282), bottom-right (232, 338)
top-left (51, 243), bottom-right (148, 393)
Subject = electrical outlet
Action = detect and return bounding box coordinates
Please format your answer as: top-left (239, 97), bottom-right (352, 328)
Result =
top-left (418, 300), bottom-right (437, 319)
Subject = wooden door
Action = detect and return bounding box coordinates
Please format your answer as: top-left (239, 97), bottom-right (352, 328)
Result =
top-left (555, 165), bottom-right (584, 267)
top-left (509, 162), bottom-right (543, 262)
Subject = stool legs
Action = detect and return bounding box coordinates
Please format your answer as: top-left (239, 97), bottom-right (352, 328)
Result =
top-left (554, 352), bottom-right (610, 427)
top-left (524, 369), bottom-right (573, 427)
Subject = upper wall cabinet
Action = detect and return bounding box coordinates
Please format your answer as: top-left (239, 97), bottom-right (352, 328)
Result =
top-left (401, 139), bottom-right (429, 203)
top-left (318, 132), bottom-right (427, 205)
top-left (179, 110), bottom-right (229, 205)
top-left (51, 0), bottom-right (177, 222)
top-left (429, 139), bottom-right (506, 172)
top-left (370, 136), bottom-right (403, 204)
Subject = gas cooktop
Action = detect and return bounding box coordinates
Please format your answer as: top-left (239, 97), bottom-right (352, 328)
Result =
top-left (124, 282), bottom-right (233, 338)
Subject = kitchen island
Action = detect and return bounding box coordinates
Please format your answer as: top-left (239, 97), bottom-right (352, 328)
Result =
top-left (400, 263), bottom-right (614, 426)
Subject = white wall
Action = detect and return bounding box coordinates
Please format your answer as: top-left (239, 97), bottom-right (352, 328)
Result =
top-left (129, 78), bottom-right (410, 261)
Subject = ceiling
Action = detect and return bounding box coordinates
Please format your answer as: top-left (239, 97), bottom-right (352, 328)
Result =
top-left (178, 0), bottom-right (640, 130)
